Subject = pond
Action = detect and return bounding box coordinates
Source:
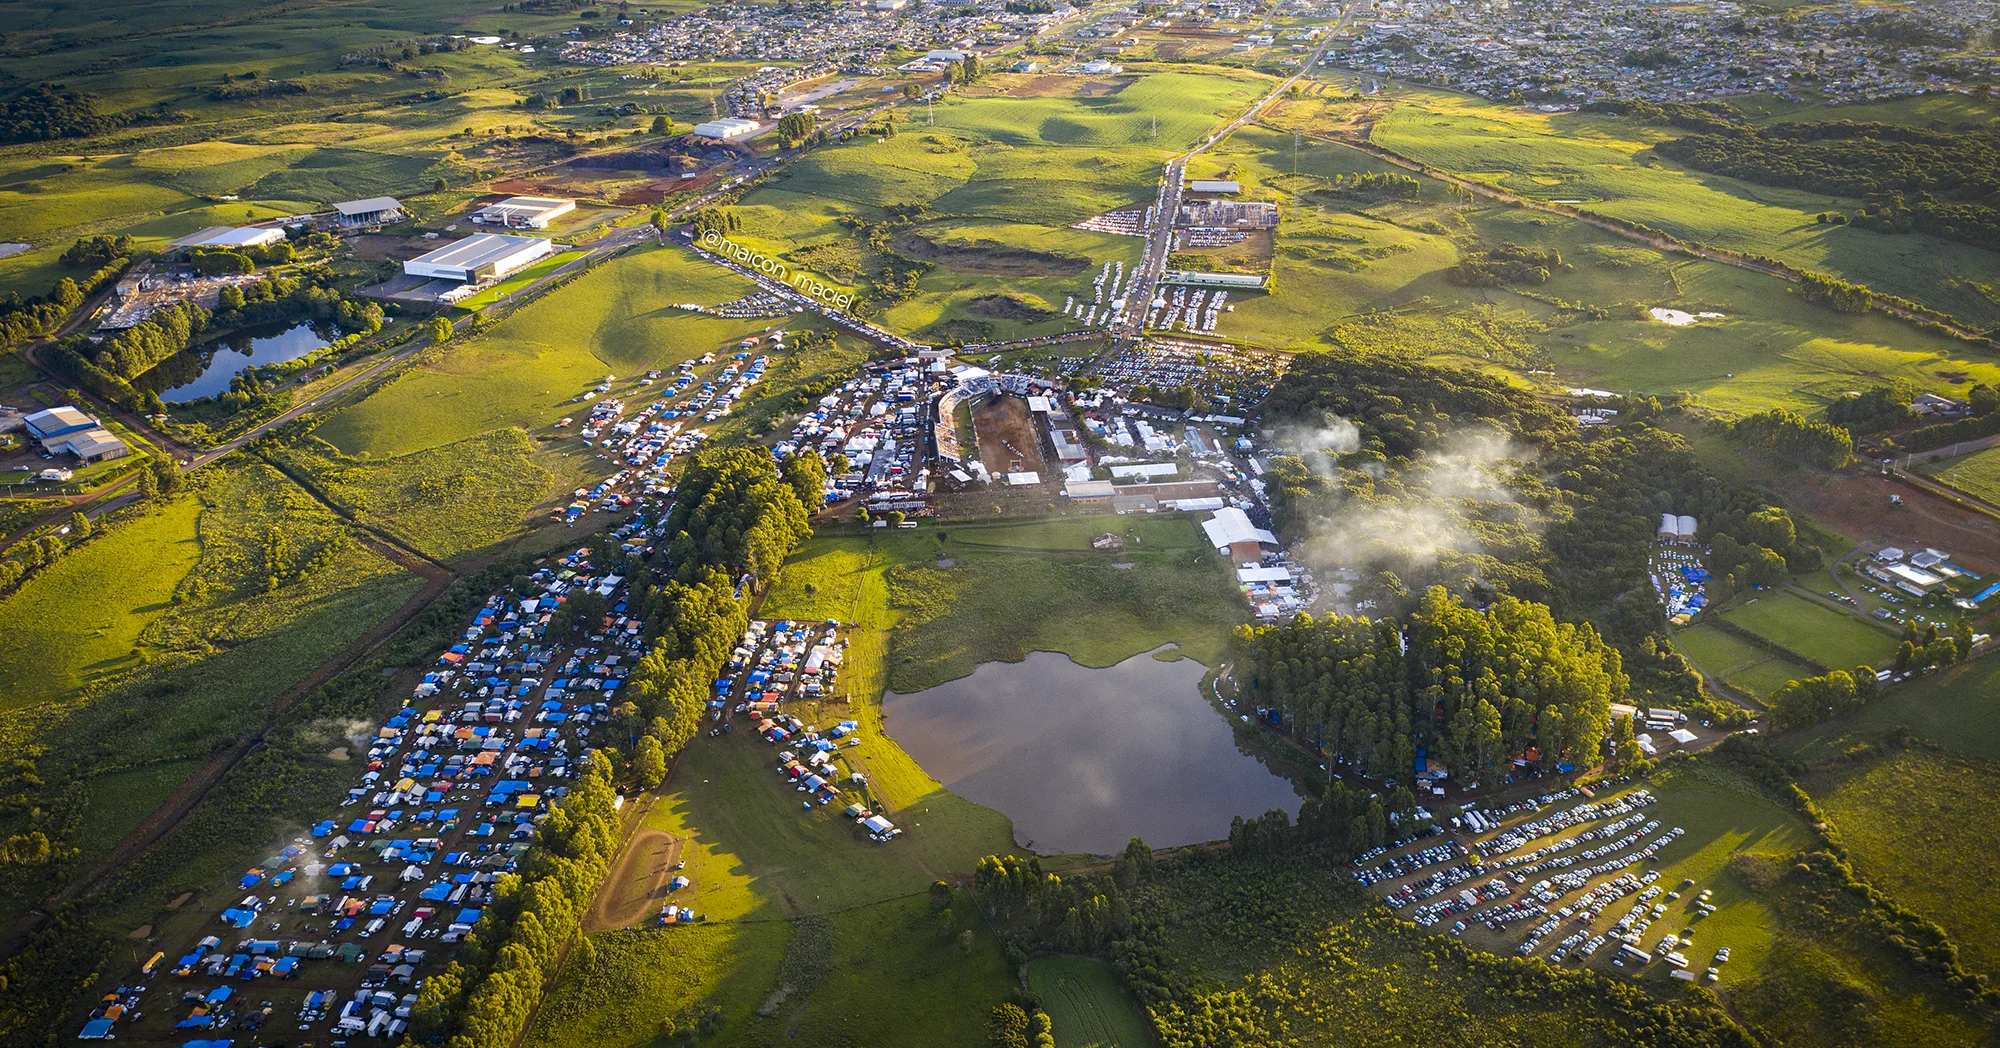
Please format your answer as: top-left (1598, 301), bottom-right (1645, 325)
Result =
top-left (137, 321), bottom-right (336, 402)
top-left (882, 648), bottom-right (1302, 855)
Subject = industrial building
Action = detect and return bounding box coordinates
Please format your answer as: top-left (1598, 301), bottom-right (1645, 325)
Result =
top-left (168, 226), bottom-right (287, 251)
top-left (1185, 179), bottom-right (1241, 194)
top-left (690, 117), bottom-right (761, 141)
top-left (329, 196), bottom-right (406, 229)
top-left (23, 406), bottom-right (127, 463)
top-left (403, 233), bottom-right (554, 284)
top-left (471, 196), bottom-right (576, 229)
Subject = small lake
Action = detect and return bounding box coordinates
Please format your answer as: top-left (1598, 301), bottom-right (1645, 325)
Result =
top-left (138, 321), bottom-right (335, 402)
top-left (883, 648), bottom-right (1302, 855)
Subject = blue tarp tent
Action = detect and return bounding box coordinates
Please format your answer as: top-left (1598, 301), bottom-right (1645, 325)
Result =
top-left (456, 908), bottom-right (484, 925)
top-left (420, 884), bottom-right (452, 902)
top-left (78, 1018), bottom-right (114, 1039)
top-left (205, 986), bottom-right (232, 1004)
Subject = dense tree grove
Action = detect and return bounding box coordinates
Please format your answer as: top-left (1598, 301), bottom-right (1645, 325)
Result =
top-left (1796, 270), bottom-right (1875, 314)
top-left (0, 83), bottom-right (125, 143)
top-left (663, 447), bottom-right (811, 582)
top-left (1654, 123), bottom-right (2000, 252)
top-left (1237, 586), bottom-right (1622, 786)
top-left (95, 302), bottom-right (211, 379)
top-left (1728, 408), bottom-right (1855, 468)
top-left (1825, 383), bottom-right (1915, 432)
top-left (1258, 351), bottom-right (1795, 723)
top-left (1447, 243), bottom-right (1570, 287)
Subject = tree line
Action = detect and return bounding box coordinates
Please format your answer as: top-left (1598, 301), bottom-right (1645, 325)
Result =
top-left (418, 448), bottom-right (815, 1042)
top-left (1728, 408), bottom-right (1855, 468)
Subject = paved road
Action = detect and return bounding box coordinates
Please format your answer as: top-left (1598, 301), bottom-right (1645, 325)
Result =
top-left (1116, 1), bottom-right (1361, 342)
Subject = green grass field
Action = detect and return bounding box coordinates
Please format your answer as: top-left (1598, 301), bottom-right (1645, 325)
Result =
top-left (1720, 590), bottom-right (1899, 671)
top-left (1670, 622), bottom-right (1811, 701)
top-left (1780, 656), bottom-right (2000, 766)
top-left (0, 498), bottom-right (202, 709)
top-left (829, 517), bottom-right (1248, 693)
top-left (1367, 90), bottom-right (2000, 328)
top-left (1920, 444), bottom-right (2000, 507)
top-left (1026, 956), bottom-right (1153, 1048)
top-left (317, 245), bottom-right (769, 459)
top-left (270, 430), bottom-right (554, 562)
top-left (1169, 125), bottom-right (2000, 415)
top-left (456, 250), bottom-right (593, 312)
top-left (1809, 746), bottom-right (2000, 977)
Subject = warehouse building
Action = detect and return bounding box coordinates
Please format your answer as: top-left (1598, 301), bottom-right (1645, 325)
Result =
top-left (403, 233), bottom-right (554, 284)
top-left (23, 406), bottom-right (127, 462)
top-left (690, 117), bottom-right (761, 141)
top-left (168, 226), bottom-right (287, 251)
top-left (471, 196), bottom-right (576, 229)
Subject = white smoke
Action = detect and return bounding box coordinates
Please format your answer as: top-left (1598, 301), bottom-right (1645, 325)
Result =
top-left (1273, 419), bottom-right (1536, 579)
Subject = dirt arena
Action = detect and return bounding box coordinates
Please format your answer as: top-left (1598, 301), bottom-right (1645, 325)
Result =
top-left (585, 829), bottom-right (684, 932)
top-left (973, 395), bottom-right (1048, 478)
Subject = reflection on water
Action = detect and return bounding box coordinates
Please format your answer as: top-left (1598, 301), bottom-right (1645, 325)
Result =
top-left (139, 322), bottom-right (334, 402)
top-left (883, 648), bottom-right (1301, 855)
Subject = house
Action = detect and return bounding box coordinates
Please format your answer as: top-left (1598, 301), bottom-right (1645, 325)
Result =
top-left (403, 234), bottom-right (554, 284)
top-left (330, 197), bottom-right (406, 228)
top-left (470, 196), bottom-right (576, 229)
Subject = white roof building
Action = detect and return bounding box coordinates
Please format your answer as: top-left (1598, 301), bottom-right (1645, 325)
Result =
top-left (331, 197), bottom-right (405, 227)
top-left (1186, 179), bottom-right (1241, 194)
top-left (170, 225), bottom-right (286, 250)
top-left (472, 196), bottom-right (575, 229)
top-left (403, 233), bottom-right (554, 283)
top-left (690, 118), bottom-right (761, 141)
top-left (1201, 507), bottom-right (1278, 553)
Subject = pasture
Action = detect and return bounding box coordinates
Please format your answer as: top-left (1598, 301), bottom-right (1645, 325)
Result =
top-left (269, 430), bottom-right (554, 562)
top-left (1809, 746), bottom-right (2000, 977)
top-left (0, 498), bottom-right (202, 710)
top-left (1719, 591), bottom-right (1899, 671)
top-left (1920, 445), bottom-right (2000, 507)
top-left (316, 245), bottom-right (768, 459)
top-left (1780, 657), bottom-right (2000, 766)
top-left (1026, 956), bottom-right (1153, 1048)
top-left (1172, 126), bottom-right (2000, 416)
top-left (1367, 90), bottom-right (2000, 328)
top-left (1665, 623), bottom-right (1812, 702)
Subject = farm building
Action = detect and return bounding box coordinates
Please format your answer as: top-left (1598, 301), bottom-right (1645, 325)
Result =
top-left (168, 225), bottom-right (286, 251)
top-left (471, 196), bottom-right (575, 229)
top-left (690, 118), bottom-right (761, 141)
top-left (330, 196), bottom-right (405, 228)
top-left (403, 234), bottom-right (554, 284)
top-left (1185, 179), bottom-right (1241, 194)
top-left (1201, 506), bottom-right (1278, 564)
